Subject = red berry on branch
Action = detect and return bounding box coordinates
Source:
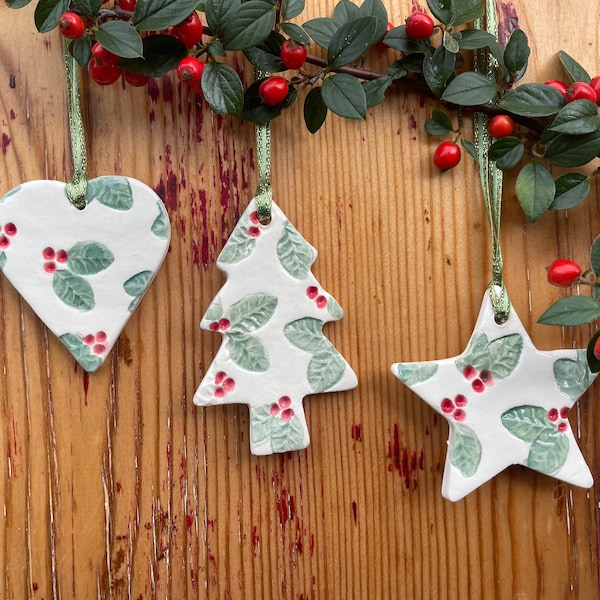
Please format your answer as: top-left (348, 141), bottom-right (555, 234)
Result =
top-left (88, 59), bottom-right (122, 86)
top-left (58, 12), bottom-right (85, 39)
top-left (487, 115), bottom-right (515, 139)
top-left (590, 76), bottom-right (600, 105)
top-left (171, 12), bottom-right (203, 48)
top-left (280, 39), bottom-right (308, 70)
top-left (405, 12), bottom-right (434, 40)
top-left (545, 80), bottom-right (568, 98)
top-left (565, 81), bottom-right (597, 104)
top-left (546, 259), bottom-right (582, 287)
top-left (119, 0), bottom-right (137, 10)
top-left (177, 56), bottom-right (206, 87)
top-left (258, 77), bottom-right (289, 107)
top-left (433, 141), bottom-right (461, 171)
top-left (91, 43), bottom-right (119, 67)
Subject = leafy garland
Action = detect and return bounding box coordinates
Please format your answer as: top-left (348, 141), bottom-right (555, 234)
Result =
top-left (7, 0), bottom-right (600, 366)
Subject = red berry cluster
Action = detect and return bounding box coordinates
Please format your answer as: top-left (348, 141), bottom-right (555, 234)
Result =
top-left (545, 77), bottom-right (600, 106)
top-left (547, 406), bottom-right (570, 433)
top-left (0, 222), bottom-right (17, 250)
top-left (306, 285), bottom-right (328, 309)
top-left (440, 393), bottom-right (468, 422)
top-left (269, 395), bottom-right (294, 421)
top-left (462, 364), bottom-right (494, 393)
top-left (213, 371), bottom-right (236, 399)
top-left (83, 330), bottom-right (107, 355)
top-left (42, 246), bottom-right (68, 274)
top-left (208, 318), bottom-right (230, 332)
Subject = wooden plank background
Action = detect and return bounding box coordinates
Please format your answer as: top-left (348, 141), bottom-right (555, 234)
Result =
top-left (1, 1), bottom-right (600, 597)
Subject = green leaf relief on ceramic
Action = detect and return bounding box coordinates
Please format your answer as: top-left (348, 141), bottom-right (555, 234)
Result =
top-left (307, 348), bottom-right (346, 392)
top-left (395, 362), bottom-right (439, 385)
top-left (229, 293), bottom-right (278, 333)
top-left (1, 185), bottom-right (21, 200)
top-left (327, 296), bottom-right (344, 320)
top-left (151, 202), bottom-right (170, 239)
top-left (53, 270), bottom-right (95, 312)
top-left (277, 220), bottom-right (316, 279)
top-left (501, 405), bottom-right (569, 475)
top-left (123, 270), bottom-right (153, 312)
top-left (455, 332), bottom-right (523, 379)
top-left (554, 351), bottom-right (593, 400)
top-left (218, 220), bottom-right (256, 265)
top-left (203, 297), bottom-right (223, 321)
top-left (250, 405), bottom-right (306, 453)
top-left (60, 333), bottom-right (103, 372)
top-left (449, 423), bottom-right (482, 478)
top-left (0, 251), bottom-right (6, 270)
top-left (85, 176), bottom-right (134, 211)
top-left (67, 241), bottom-right (114, 275)
top-left (227, 332), bottom-right (269, 372)
top-left (283, 317), bottom-right (328, 353)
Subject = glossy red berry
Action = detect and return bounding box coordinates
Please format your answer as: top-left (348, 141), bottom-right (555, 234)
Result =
top-left (280, 39), bottom-right (308, 70)
top-left (487, 115), bottom-right (515, 139)
top-left (177, 56), bottom-right (206, 86)
top-left (545, 79), bottom-right (568, 98)
top-left (91, 43), bottom-right (119, 66)
top-left (405, 12), bottom-right (434, 40)
top-left (433, 141), bottom-right (461, 171)
top-left (440, 398), bottom-right (454, 413)
top-left (589, 76), bottom-right (600, 105)
top-left (58, 12), bottom-right (85, 39)
top-left (316, 295), bottom-right (328, 309)
top-left (258, 77), bottom-right (289, 107)
top-left (278, 396), bottom-right (292, 409)
top-left (281, 408), bottom-right (295, 422)
top-left (171, 12), bottom-right (203, 48)
top-left (547, 408), bottom-right (558, 422)
top-left (119, 0), bottom-right (137, 10)
top-left (124, 70), bottom-right (150, 87)
top-left (88, 59), bottom-right (122, 85)
top-left (557, 422), bottom-right (568, 433)
top-left (546, 259), bottom-right (582, 287)
top-left (565, 81), bottom-right (597, 104)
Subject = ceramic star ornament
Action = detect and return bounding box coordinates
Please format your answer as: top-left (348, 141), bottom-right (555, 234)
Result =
top-left (391, 289), bottom-right (596, 501)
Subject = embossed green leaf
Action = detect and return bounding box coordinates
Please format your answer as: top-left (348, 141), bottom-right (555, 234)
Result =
top-left (0, 251), bottom-right (6, 270)
top-left (456, 332), bottom-right (490, 373)
top-left (2, 185), bottom-right (21, 200)
top-left (218, 224), bottom-right (256, 264)
top-left (151, 203), bottom-right (170, 239)
top-left (60, 333), bottom-right (103, 372)
top-left (53, 270), bottom-right (95, 312)
top-left (250, 405), bottom-right (275, 447)
top-left (228, 294), bottom-right (277, 333)
top-left (527, 429), bottom-right (569, 475)
top-left (203, 297), bottom-right (223, 321)
top-left (395, 362), bottom-right (439, 385)
top-left (327, 297), bottom-right (344, 320)
top-left (307, 347), bottom-right (346, 392)
top-left (227, 332), bottom-right (269, 372)
top-left (271, 416), bottom-right (305, 453)
top-left (501, 405), bottom-right (553, 442)
top-left (85, 177), bottom-right (134, 211)
top-left (67, 241), bottom-right (114, 275)
top-left (455, 332), bottom-right (523, 379)
top-left (554, 351), bottom-right (592, 400)
top-left (123, 270), bottom-right (153, 312)
top-left (277, 221), bottom-right (316, 279)
top-left (284, 317), bottom-right (328, 353)
top-left (450, 423), bottom-right (482, 478)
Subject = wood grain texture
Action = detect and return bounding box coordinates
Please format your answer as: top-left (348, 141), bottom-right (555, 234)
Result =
top-left (1, 1), bottom-right (600, 598)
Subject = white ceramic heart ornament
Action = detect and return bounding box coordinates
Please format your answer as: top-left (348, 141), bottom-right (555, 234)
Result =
top-left (0, 176), bottom-right (170, 372)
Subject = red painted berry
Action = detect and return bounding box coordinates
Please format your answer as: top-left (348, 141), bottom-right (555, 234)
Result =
top-left (44, 262), bottom-right (56, 274)
top-left (258, 77), bottom-right (289, 107)
top-left (557, 421), bottom-right (568, 433)
top-left (83, 334), bottom-right (95, 345)
top-left (281, 408), bottom-right (295, 422)
top-left (270, 403), bottom-right (280, 416)
top-left (95, 331), bottom-right (107, 343)
top-left (316, 295), bottom-right (328, 309)
top-left (405, 12), bottom-right (435, 40)
top-left (547, 259), bottom-right (582, 287)
top-left (215, 371), bottom-right (227, 385)
top-left (172, 12), bottom-right (203, 48)
top-left (56, 249), bottom-right (68, 263)
top-left (487, 115), bottom-right (515, 139)
top-left (0, 236), bottom-right (9, 250)
top-left (91, 43), bottom-right (119, 67)
top-left (454, 394), bottom-right (467, 407)
top-left (559, 406), bottom-right (569, 419)
top-left (280, 39), bottom-right (308, 70)
top-left (222, 377), bottom-right (235, 393)
top-left (462, 365), bottom-right (477, 380)
top-left (249, 211), bottom-right (260, 225)
top-left (565, 81), bottom-right (597, 104)
top-left (278, 396), bottom-right (292, 409)
top-left (440, 398), bottom-right (454, 413)
top-left (479, 369), bottom-right (493, 386)
top-left (209, 322), bottom-right (220, 331)
top-left (177, 57), bottom-right (206, 87)
top-left (547, 408), bottom-right (559, 422)
top-left (248, 226), bottom-right (260, 238)
top-left (42, 247), bottom-right (55, 260)
top-left (119, 0), bottom-right (137, 10)
top-left (124, 71), bottom-right (150, 87)
top-left (471, 379), bottom-right (485, 393)
top-left (453, 409), bottom-right (466, 422)
top-left (306, 286), bottom-right (319, 299)
top-left (214, 387), bottom-right (225, 399)
top-left (590, 76), bottom-right (600, 105)
top-left (93, 343), bottom-right (106, 355)
top-left (88, 59), bottom-right (122, 86)
top-left (218, 318), bottom-right (230, 331)
top-left (58, 12), bottom-right (85, 39)
top-left (545, 80), bottom-right (568, 98)
top-left (4, 223), bottom-right (17, 236)
top-left (433, 141), bottom-right (461, 171)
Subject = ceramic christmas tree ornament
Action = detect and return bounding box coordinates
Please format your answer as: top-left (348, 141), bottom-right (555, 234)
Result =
top-left (392, 288), bottom-right (595, 501)
top-left (0, 178), bottom-right (170, 372)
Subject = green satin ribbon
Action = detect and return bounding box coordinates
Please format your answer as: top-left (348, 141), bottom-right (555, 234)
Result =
top-left (254, 70), bottom-right (272, 223)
